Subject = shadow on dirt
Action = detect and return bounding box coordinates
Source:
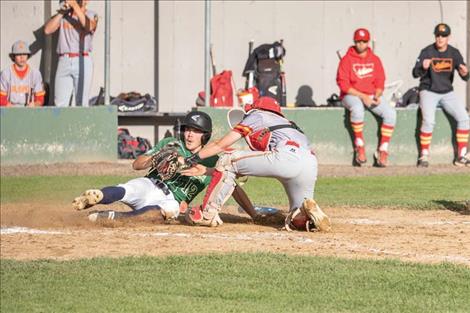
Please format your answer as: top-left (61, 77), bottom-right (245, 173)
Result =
top-left (220, 212), bottom-right (286, 228)
top-left (433, 200), bottom-right (470, 215)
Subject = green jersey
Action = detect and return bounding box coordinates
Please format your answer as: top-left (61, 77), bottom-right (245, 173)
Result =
top-left (145, 137), bottom-right (218, 204)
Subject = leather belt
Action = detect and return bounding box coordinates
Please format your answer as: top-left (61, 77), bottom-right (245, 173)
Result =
top-left (59, 52), bottom-right (89, 57)
top-left (148, 177), bottom-right (170, 196)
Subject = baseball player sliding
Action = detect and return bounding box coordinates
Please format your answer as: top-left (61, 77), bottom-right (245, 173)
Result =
top-left (413, 23), bottom-right (470, 167)
top-left (181, 95), bottom-right (331, 232)
top-left (73, 111), bottom-right (259, 222)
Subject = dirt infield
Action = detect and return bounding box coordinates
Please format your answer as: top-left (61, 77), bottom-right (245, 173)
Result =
top-left (1, 162), bottom-right (469, 265)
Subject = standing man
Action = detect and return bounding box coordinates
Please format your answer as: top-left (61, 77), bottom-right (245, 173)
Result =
top-left (44, 0), bottom-right (98, 107)
top-left (0, 40), bottom-right (45, 107)
top-left (336, 28), bottom-right (396, 167)
top-left (413, 23), bottom-right (470, 167)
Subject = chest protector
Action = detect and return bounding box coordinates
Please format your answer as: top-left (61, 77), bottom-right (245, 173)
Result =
top-left (246, 122), bottom-right (304, 151)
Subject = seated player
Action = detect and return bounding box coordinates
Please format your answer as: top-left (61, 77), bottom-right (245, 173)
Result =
top-left (0, 40), bottom-right (45, 107)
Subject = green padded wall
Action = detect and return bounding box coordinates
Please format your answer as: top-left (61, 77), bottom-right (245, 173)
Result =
top-left (200, 107), bottom-right (457, 165)
top-left (1, 106), bottom-right (117, 165)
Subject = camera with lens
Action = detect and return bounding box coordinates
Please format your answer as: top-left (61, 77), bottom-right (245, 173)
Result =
top-left (58, 0), bottom-right (83, 14)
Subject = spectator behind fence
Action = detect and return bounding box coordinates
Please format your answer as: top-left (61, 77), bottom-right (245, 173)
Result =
top-left (44, 0), bottom-right (98, 107)
top-left (0, 40), bottom-right (45, 107)
top-left (336, 28), bottom-right (396, 168)
top-left (413, 23), bottom-right (470, 168)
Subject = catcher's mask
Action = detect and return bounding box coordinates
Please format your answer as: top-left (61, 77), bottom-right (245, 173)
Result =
top-left (245, 96), bottom-right (284, 117)
top-left (180, 111), bottom-right (212, 145)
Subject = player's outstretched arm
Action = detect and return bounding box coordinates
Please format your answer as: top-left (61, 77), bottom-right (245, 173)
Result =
top-left (232, 185), bottom-right (257, 219)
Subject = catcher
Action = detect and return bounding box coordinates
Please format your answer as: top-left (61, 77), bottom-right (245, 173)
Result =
top-left (72, 111), bottom-right (258, 222)
top-left (181, 95), bottom-right (331, 232)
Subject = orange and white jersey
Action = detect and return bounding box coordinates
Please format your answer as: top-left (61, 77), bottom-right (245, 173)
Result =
top-left (0, 64), bottom-right (44, 106)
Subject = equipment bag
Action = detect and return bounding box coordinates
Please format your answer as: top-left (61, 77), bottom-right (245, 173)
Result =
top-left (117, 128), bottom-right (152, 159)
top-left (197, 70), bottom-right (234, 107)
top-left (243, 41), bottom-right (286, 106)
top-left (397, 87), bottom-right (419, 107)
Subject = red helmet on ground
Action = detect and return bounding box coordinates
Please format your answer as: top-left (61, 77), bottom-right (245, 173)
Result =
top-left (245, 96), bottom-right (283, 116)
top-left (353, 28), bottom-right (370, 42)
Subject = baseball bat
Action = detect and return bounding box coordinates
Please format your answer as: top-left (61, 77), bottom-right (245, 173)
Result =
top-left (210, 44), bottom-right (217, 76)
top-left (279, 39), bottom-right (287, 106)
top-left (246, 40), bottom-right (255, 89)
top-left (336, 50), bottom-right (342, 60)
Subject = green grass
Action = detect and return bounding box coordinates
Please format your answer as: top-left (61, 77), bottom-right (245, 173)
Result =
top-left (1, 174), bottom-right (469, 210)
top-left (1, 254), bottom-right (469, 313)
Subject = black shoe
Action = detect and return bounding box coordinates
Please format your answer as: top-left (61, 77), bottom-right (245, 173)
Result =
top-left (417, 155), bottom-right (429, 168)
top-left (454, 154), bottom-right (470, 167)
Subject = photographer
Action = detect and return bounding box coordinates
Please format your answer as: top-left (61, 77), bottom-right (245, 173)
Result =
top-left (44, 0), bottom-right (98, 107)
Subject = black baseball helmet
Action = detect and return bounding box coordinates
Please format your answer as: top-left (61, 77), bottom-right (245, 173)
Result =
top-left (180, 111), bottom-right (212, 145)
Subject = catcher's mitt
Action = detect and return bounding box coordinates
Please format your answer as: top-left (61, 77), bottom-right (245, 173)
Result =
top-left (150, 142), bottom-right (184, 181)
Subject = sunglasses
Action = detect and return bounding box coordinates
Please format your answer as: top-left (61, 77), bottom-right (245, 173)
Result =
top-left (355, 40), bottom-right (369, 44)
top-left (435, 34), bottom-right (449, 38)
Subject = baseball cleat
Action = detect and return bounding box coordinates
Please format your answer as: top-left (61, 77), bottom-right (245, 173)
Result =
top-left (374, 150), bottom-right (388, 168)
top-left (302, 198), bottom-right (332, 232)
top-left (417, 155), bottom-right (429, 168)
top-left (72, 189), bottom-right (104, 210)
top-left (88, 210), bottom-right (116, 222)
top-left (185, 206), bottom-right (223, 227)
top-left (454, 154), bottom-right (470, 167)
top-left (354, 146), bottom-right (367, 166)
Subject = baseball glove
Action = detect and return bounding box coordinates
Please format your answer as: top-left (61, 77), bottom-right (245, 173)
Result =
top-left (150, 142), bottom-right (184, 181)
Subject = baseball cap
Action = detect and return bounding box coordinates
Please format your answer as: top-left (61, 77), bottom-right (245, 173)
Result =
top-left (354, 28), bottom-right (370, 42)
top-left (10, 40), bottom-right (31, 55)
top-left (434, 23), bottom-right (451, 37)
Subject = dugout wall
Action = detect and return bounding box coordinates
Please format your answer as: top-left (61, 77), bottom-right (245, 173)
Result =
top-left (0, 107), bottom-right (117, 165)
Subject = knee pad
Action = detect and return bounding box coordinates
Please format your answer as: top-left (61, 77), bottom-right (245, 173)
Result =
top-left (215, 152), bottom-right (236, 172)
top-left (202, 169), bottom-right (237, 212)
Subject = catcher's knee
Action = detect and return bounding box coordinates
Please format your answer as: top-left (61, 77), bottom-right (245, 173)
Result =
top-left (215, 153), bottom-right (236, 172)
top-left (202, 169), bottom-right (237, 211)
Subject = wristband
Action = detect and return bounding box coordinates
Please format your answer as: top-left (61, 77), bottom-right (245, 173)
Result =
top-left (184, 153), bottom-right (202, 167)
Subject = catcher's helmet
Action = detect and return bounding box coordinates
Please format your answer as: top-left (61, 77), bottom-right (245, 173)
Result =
top-left (245, 96), bottom-right (284, 116)
top-left (180, 111), bottom-right (212, 145)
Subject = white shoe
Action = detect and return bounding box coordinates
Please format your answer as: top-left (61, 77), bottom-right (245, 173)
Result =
top-left (72, 189), bottom-right (104, 211)
top-left (88, 211), bottom-right (115, 222)
top-left (454, 153), bottom-right (470, 167)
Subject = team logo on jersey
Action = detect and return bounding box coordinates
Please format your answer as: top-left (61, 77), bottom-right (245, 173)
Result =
top-left (431, 58), bottom-right (452, 72)
top-left (353, 63), bottom-right (374, 78)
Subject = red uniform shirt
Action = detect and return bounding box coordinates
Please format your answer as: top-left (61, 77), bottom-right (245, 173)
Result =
top-left (336, 46), bottom-right (386, 99)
